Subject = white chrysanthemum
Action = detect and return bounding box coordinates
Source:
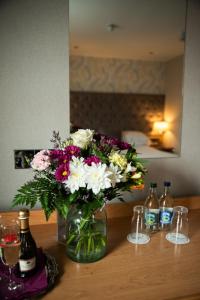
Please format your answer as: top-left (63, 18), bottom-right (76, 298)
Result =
top-left (64, 156), bottom-right (86, 193)
top-left (86, 163), bottom-right (112, 195)
top-left (108, 163), bottom-right (123, 187)
top-left (70, 156), bottom-right (85, 167)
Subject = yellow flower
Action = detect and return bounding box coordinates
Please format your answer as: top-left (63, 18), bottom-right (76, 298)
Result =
top-left (109, 152), bottom-right (127, 170)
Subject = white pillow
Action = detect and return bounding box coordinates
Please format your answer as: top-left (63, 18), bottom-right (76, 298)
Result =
top-left (121, 131), bottom-right (149, 146)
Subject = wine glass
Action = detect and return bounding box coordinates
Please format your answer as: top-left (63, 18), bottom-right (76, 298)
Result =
top-left (0, 219), bottom-right (22, 291)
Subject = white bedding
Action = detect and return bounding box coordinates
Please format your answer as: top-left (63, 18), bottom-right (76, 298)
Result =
top-left (136, 145), bottom-right (177, 159)
top-left (121, 130), bottom-right (177, 159)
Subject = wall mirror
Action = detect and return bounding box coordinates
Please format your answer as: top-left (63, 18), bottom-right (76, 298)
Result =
top-left (69, 0), bottom-right (187, 159)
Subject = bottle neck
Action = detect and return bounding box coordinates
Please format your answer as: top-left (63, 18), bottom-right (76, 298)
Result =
top-left (164, 186), bottom-right (170, 195)
top-left (19, 218), bottom-right (30, 233)
top-left (150, 187), bottom-right (157, 195)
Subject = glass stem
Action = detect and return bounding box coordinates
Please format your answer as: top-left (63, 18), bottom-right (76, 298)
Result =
top-left (8, 266), bottom-right (13, 286)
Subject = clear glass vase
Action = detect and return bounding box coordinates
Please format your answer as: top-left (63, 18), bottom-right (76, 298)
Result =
top-left (66, 205), bottom-right (107, 263)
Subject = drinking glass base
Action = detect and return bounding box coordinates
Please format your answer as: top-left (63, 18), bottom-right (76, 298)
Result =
top-left (8, 281), bottom-right (22, 291)
top-left (127, 233), bottom-right (150, 245)
top-left (166, 233), bottom-right (190, 244)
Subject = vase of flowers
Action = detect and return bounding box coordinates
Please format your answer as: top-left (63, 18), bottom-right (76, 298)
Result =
top-left (66, 204), bottom-right (107, 263)
top-left (13, 129), bottom-right (146, 263)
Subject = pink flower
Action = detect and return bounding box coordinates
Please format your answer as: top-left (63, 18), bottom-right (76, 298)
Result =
top-left (55, 164), bottom-right (70, 182)
top-left (31, 150), bottom-right (51, 171)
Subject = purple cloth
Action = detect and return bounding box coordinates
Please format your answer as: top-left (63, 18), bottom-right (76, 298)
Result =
top-left (0, 248), bottom-right (48, 300)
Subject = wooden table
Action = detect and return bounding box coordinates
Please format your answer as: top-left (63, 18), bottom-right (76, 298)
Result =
top-left (1, 196), bottom-right (200, 300)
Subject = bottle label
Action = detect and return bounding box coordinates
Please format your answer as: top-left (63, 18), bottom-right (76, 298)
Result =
top-left (19, 257), bottom-right (36, 272)
top-left (160, 208), bottom-right (173, 224)
top-left (145, 209), bottom-right (159, 226)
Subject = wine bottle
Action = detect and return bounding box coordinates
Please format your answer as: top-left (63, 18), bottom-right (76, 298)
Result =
top-left (18, 209), bottom-right (37, 278)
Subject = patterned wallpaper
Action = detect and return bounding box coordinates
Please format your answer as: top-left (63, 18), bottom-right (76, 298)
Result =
top-left (70, 56), bottom-right (166, 94)
top-left (70, 92), bottom-right (165, 138)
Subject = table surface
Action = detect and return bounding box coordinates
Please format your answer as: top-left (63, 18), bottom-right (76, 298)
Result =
top-left (29, 208), bottom-right (200, 300)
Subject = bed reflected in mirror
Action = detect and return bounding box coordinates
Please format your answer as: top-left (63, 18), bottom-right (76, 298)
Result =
top-left (69, 0), bottom-right (187, 159)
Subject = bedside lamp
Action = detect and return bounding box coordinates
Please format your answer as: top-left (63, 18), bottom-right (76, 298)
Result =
top-left (152, 121), bottom-right (169, 135)
top-left (149, 121), bottom-right (169, 148)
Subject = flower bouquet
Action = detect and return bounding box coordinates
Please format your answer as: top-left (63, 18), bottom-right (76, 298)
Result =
top-left (13, 129), bottom-right (146, 262)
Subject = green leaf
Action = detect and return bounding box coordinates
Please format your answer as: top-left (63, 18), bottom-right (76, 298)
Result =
top-left (12, 177), bottom-right (69, 220)
top-left (125, 147), bottom-right (136, 161)
top-left (67, 191), bottom-right (79, 203)
top-left (91, 145), bottom-right (108, 163)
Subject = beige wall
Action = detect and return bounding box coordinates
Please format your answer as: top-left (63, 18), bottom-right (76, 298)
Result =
top-left (70, 55), bottom-right (165, 94)
top-left (0, 0), bottom-right (69, 210)
top-left (163, 56), bottom-right (183, 153)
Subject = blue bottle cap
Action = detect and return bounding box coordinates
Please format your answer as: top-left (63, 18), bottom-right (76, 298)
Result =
top-left (164, 181), bottom-right (171, 187)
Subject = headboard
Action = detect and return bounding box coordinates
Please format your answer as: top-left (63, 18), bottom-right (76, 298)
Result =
top-left (70, 91), bottom-right (165, 138)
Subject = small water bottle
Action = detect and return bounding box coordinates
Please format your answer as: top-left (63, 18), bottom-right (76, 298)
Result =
top-left (144, 182), bottom-right (159, 233)
top-left (159, 181), bottom-right (174, 231)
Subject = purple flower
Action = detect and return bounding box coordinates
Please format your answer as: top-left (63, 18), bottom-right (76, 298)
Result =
top-left (50, 149), bottom-right (64, 160)
top-left (59, 155), bottom-right (70, 165)
top-left (84, 155), bottom-right (101, 166)
top-left (118, 141), bottom-right (132, 150)
top-left (55, 164), bottom-right (70, 182)
top-left (64, 145), bottom-right (81, 157)
top-left (99, 134), bottom-right (131, 150)
top-left (101, 136), bottom-right (119, 147)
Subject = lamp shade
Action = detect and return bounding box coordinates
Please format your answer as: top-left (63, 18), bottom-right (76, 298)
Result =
top-left (153, 121), bottom-right (168, 135)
